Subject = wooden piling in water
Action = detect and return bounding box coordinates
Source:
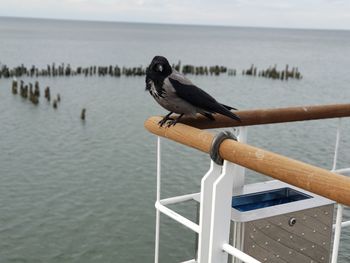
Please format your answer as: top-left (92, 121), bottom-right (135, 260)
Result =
top-left (34, 81), bottom-right (40, 97)
top-left (29, 93), bottom-right (39, 105)
top-left (21, 84), bottom-right (28, 98)
top-left (285, 64), bottom-right (289, 81)
top-left (29, 83), bottom-right (34, 98)
top-left (81, 108), bottom-right (86, 120)
top-left (44, 86), bottom-right (50, 101)
top-left (12, 79), bottom-right (18, 94)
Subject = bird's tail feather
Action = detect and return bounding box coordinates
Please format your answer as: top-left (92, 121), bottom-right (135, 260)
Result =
top-left (221, 103), bottom-right (238, 111)
top-left (216, 105), bottom-right (241, 121)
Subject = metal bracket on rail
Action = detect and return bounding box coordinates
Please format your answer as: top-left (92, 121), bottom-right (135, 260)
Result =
top-left (209, 131), bottom-right (237, 165)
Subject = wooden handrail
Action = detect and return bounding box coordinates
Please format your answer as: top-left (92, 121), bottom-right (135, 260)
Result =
top-left (144, 112), bottom-right (350, 206)
top-left (176, 103), bottom-right (350, 129)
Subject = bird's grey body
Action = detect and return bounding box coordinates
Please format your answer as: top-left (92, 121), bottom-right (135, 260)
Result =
top-left (146, 56), bottom-right (240, 126)
top-left (148, 70), bottom-right (197, 116)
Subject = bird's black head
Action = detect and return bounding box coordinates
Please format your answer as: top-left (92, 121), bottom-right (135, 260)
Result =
top-left (145, 56), bottom-right (172, 90)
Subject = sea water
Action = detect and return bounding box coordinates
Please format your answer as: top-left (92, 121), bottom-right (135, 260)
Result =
top-left (0, 17), bottom-right (350, 262)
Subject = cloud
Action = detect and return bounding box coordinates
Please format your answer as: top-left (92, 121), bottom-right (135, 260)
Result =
top-left (0, 0), bottom-right (349, 29)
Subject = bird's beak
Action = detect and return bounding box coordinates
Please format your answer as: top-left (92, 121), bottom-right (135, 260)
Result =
top-left (157, 64), bottom-right (163, 72)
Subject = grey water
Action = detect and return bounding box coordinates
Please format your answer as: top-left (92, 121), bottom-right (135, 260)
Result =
top-left (0, 16), bottom-right (350, 262)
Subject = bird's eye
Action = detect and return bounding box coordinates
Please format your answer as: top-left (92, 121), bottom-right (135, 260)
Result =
top-left (154, 64), bottom-right (163, 72)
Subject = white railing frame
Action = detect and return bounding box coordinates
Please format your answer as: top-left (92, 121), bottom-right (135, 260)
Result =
top-left (197, 160), bottom-right (223, 262)
top-left (154, 119), bottom-right (349, 263)
top-left (330, 118), bottom-right (350, 263)
top-left (207, 160), bottom-right (241, 262)
top-left (222, 243), bottom-right (261, 263)
top-left (154, 137), bottom-right (161, 263)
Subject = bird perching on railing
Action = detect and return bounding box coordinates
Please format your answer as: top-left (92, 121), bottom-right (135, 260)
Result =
top-left (145, 56), bottom-right (241, 127)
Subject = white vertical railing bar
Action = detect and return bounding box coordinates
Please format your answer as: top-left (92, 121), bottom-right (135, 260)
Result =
top-left (154, 136), bottom-right (161, 263)
top-left (332, 204), bottom-right (344, 263)
top-left (332, 118), bottom-right (342, 171)
top-left (208, 160), bottom-right (235, 262)
top-left (231, 127), bottom-right (248, 263)
top-left (331, 118), bottom-right (342, 263)
top-left (197, 161), bottom-right (222, 263)
top-left (233, 127), bottom-right (248, 190)
top-left (225, 155), bottom-right (242, 263)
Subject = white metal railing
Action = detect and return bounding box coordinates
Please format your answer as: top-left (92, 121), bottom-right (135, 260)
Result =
top-left (330, 118), bottom-right (350, 263)
top-left (153, 118), bottom-right (349, 263)
top-left (222, 244), bottom-right (260, 263)
top-left (154, 137), bottom-right (161, 263)
top-left (155, 201), bottom-right (200, 233)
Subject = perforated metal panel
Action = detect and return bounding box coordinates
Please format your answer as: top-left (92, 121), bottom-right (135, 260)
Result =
top-left (228, 181), bottom-right (334, 263)
top-left (242, 205), bottom-right (333, 263)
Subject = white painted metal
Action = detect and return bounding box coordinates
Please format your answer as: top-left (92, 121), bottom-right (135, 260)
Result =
top-left (333, 220), bottom-right (350, 229)
top-left (180, 259), bottom-right (196, 263)
top-left (197, 161), bottom-right (223, 263)
top-left (160, 193), bottom-right (199, 206)
top-left (232, 127), bottom-right (248, 263)
top-left (237, 126), bottom-right (248, 143)
top-left (232, 127), bottom-right (248, 190)
top-left (222, 244), bottom-right (261, 263)
top-left (152, 118), bottom-right (349, 263)
top-left (331, 118), bottom-right (343, 263)
top-left (155, 201), bottom-right (200, 233)
top-left (331, 119), bottom-right (349, 263)
top-left (232, 222), bottom-right (245, 263)
top-left (154, 137), bottom-right (161, 263)
top-left (208, 160), bottom-right (236, 263)
top-left (332, 204), bottom-right (344, 263)
top-left (334, 167), bottom-right (350, 174)
top-left (341, 220), bottom-right (350, 228)
top-left (331, 118), bottom-right (342, 171)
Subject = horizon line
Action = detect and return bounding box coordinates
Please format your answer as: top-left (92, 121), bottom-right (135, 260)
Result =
top-left (1, 15), bottom-right (349, 32)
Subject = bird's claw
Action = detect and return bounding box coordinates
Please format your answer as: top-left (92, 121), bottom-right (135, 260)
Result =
top-left (158, 117), bottom-right (173, 127)
top-left (166, 120), bottom-right (178, 127)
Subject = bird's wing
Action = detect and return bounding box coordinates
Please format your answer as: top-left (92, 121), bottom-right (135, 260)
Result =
top-left (168, 72), bottom-right (240, 121)
top-left (168, 71), bottom-right (217, 108)
top-left (168, 70), bottom-right (195, 86)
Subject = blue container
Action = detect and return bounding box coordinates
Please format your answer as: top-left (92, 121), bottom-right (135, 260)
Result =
top-left (232, 187), bottom-right (312, 212)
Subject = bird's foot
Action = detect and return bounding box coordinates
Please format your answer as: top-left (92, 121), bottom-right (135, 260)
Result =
top-left (166, 119), bottom-right (179, 127)
top-left (158, 117), bottom-right (173, 127)
top-left (166, 113), bottom-right (184, 127)
top-left (158, 112), bottom-right (174, 127)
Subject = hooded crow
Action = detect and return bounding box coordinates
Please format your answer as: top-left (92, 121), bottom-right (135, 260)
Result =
top-left (145, 56), bottom-right (240, 127)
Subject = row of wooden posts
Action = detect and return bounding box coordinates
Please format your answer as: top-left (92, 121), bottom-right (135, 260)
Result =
top-left (2, 64), bottom-right (141, 78)
top-left (242, 64), bottom-right (302, 80)
top-left (1, 63), bottom-right (302, 80)
top-left (11, 79), bottom-right (86, 120)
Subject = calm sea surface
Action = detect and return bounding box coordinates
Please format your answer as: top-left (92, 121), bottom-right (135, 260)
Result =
top-left (0, 17), bottom-right (350, 262)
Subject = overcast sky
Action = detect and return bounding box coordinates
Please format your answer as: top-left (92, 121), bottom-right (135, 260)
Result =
top-left (0, 0), bottom-right (349, 29)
